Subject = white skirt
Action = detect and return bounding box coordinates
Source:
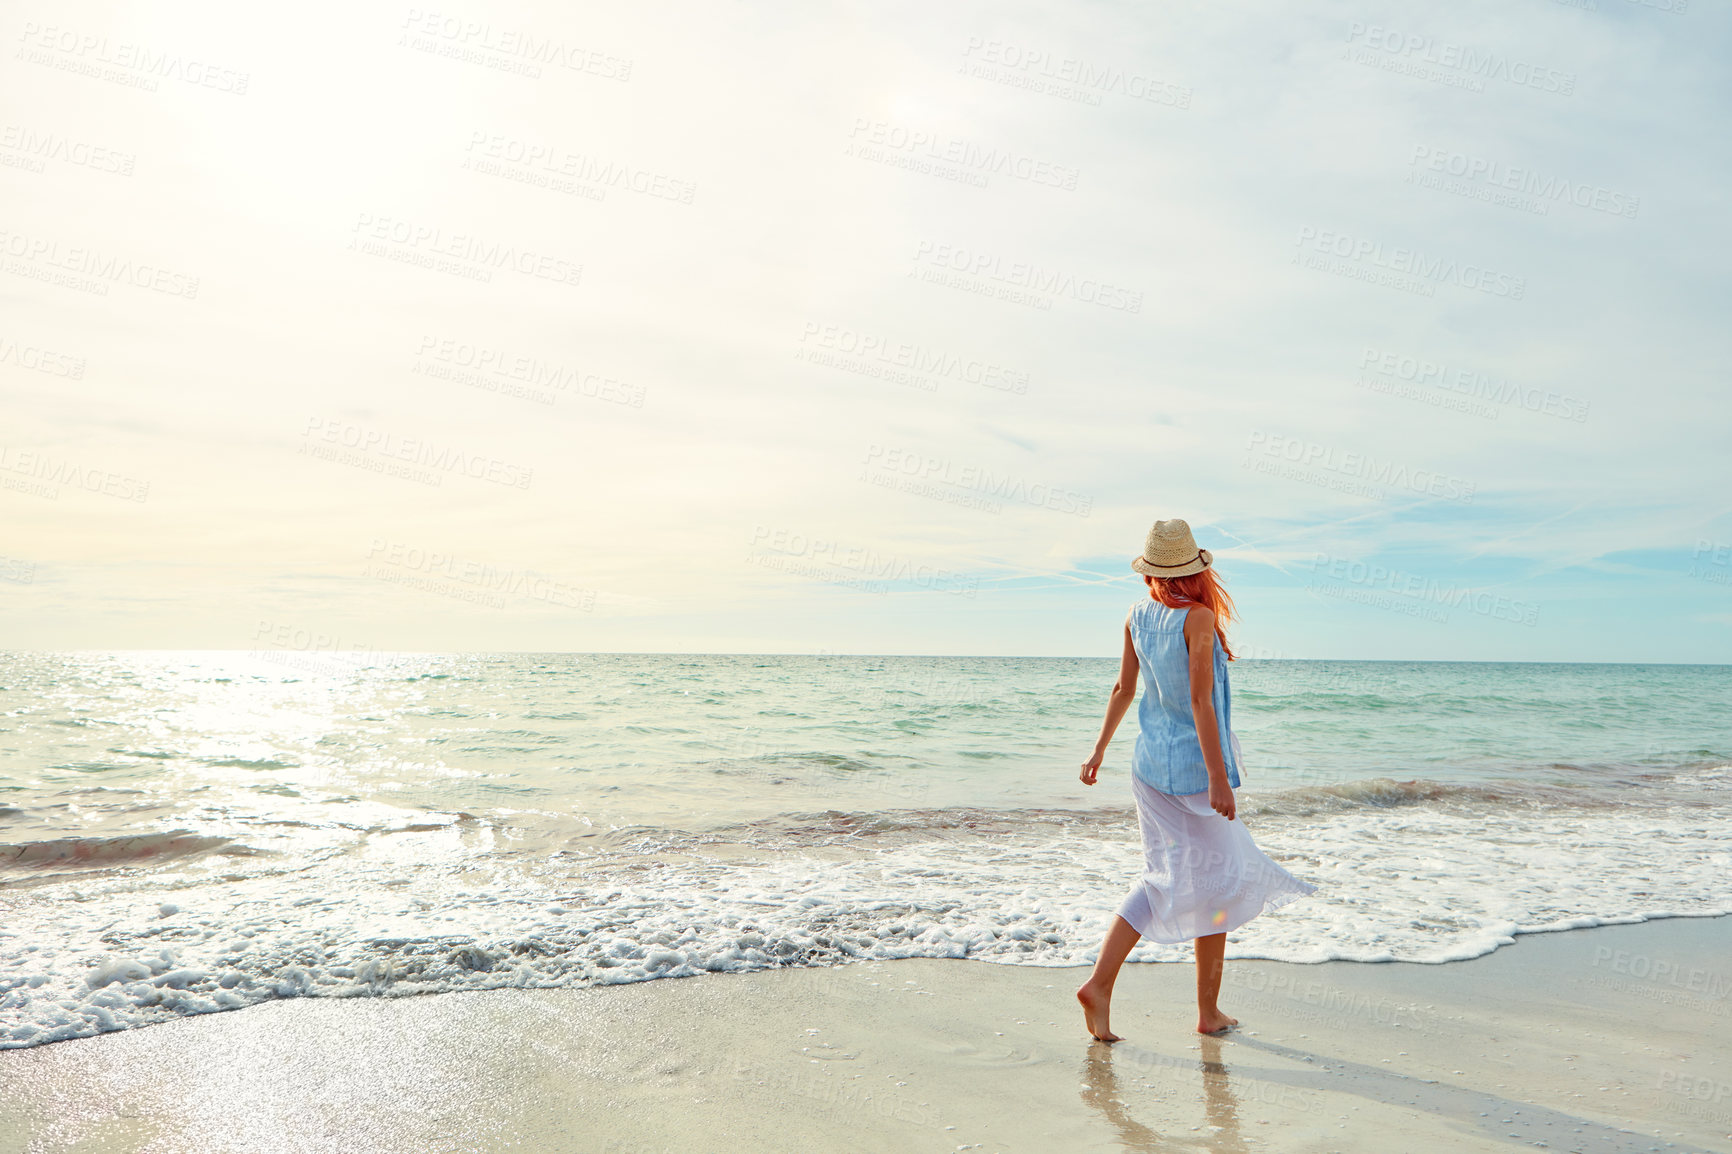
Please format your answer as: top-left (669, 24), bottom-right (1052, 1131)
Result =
top-left (1116, 774), bottom-right (1318, 944)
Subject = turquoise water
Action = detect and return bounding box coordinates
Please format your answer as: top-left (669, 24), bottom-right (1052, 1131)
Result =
top-left (2, 651), bottom-right (1729, 1048)
top-left (6, 653), bottom-right (1723, 834)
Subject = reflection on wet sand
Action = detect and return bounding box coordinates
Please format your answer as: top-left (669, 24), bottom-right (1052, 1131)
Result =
top-left (1080, 1034), bottom-right (1248, 1152)
top-left (1198, 1035), bottom-right (1250, 1154)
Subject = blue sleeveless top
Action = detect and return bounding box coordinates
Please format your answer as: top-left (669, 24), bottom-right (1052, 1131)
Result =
top-left (1127, 598), bottom-right (1242, 796)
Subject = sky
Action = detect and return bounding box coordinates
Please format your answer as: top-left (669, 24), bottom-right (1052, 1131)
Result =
top-left (2, 0), bottom-right (1728, 661)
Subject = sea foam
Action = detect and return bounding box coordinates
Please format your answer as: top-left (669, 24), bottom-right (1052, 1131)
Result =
top-left (4, 769), bottom-right (1729, 1049)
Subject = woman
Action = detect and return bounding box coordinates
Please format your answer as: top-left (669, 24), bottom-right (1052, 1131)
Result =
top-left (1076, 518), bottom-right (1317, 1041)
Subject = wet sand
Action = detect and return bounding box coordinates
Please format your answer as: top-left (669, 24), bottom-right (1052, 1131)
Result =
top-left (2, 915), bottom-right (1727, 1152)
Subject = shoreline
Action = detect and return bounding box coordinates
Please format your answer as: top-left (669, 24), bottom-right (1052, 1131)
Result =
top-left (3, 915), bottom-right (1727, 1152)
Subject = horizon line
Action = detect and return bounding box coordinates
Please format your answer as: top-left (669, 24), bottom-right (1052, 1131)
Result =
top-left (4, 649), bottom-right (1729, 668)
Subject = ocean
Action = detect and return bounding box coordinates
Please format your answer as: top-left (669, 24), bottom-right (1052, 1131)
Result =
top-left (2, 651), bottom-right (1729, 1049)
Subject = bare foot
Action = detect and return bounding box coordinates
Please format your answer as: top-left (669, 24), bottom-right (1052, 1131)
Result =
top-left (1196, 1010), bottom-right (1238, 1035)
top-left (1076, 983), bottom-right (1123, 1042)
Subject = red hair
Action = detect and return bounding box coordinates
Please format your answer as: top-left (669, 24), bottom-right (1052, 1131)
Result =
top-left (1145, 569), bottom-right (1237, 660)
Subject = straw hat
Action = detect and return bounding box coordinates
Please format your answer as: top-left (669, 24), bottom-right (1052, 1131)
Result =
top-left (1131, 518), bottom-right (1213, 578)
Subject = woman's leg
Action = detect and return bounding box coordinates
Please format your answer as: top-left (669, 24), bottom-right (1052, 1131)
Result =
top-left (1077, 915), bottom-right (1141, 1042)
top-left (1194, 932), bottom-right (1238, 1034)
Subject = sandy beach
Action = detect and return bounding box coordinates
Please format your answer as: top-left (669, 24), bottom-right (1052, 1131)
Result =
top-left (3, 915), bottom-right (1726, 1153)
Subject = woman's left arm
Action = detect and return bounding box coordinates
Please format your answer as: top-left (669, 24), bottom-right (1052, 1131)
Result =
top-left (1080, 623), bottom-right (1140, 786)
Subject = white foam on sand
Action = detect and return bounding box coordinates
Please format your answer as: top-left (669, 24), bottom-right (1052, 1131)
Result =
top-left (3, 769), bottom-right (1730, 1049)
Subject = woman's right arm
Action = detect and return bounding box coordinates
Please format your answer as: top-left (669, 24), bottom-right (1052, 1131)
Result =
top-left (1184, 606), bottom-right (1236, 821)
top-left (1080, 623), bottom-right (1139, 786)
